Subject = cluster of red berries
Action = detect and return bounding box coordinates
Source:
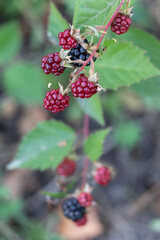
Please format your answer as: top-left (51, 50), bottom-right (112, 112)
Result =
top-left (41, 11), bottom-right (132, 114)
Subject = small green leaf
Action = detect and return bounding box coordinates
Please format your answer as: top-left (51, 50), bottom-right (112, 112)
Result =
top-left (96, 41), bottom-right (160, 90)
top-left (48, 2), bottom-right (68, 40)
top-left (78, 94), bottom-right (105, 126)
top-left (3, 62), bottom-right (46, 105)
top-left (84, 128), bottom-right (111, 161)
top-left (40, 191), bottom-right (67, 198)
top-left (7, 120), bottom-right (76, 170)
top-left (0, 21), bottom-right (22, 64)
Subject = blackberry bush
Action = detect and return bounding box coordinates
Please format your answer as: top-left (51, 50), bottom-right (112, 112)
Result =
top-left (9, 0), bottom-right (156, 232)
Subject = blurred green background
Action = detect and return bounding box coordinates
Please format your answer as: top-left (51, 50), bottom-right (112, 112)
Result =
top-left (0, 0), bottom-right (160, 240)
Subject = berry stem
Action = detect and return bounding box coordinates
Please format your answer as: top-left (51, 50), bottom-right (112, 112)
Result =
top-left (81, 114), bottom-right (90, 190)
top-left (76, 0), bottom-right (126, 75)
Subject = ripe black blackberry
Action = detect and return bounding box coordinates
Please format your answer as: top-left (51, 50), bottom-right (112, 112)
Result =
top-left (68, 39), bottom-right (96, 67)
top-left (62, 197), bottom-right (85, 221)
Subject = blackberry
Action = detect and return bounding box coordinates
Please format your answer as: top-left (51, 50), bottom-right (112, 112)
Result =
top-left (56, 158), bottom-right (76, 177)
top-left (71, 73), bottom-right (97, 98)
top-left (62, 197), bottom-right (85, 221)
top-left (111, 12), bottom-right (132, 35)
top-left (41, 52), bottom-right (65, 76)
top-left (43, 89), bottom-right (70, 113)
top-left (68, 40), bottom-right (96, 68)
top-left (58, 29), bottom-right (77, 50)
top-left (78, 192), bottom-right (93, 207)
top-left (94, 166), bottom-right (111, 186)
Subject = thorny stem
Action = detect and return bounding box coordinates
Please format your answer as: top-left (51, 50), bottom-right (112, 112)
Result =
top-left (76, 0), bottom-right (126, 75)
top-left (81, 114), bottom-right (90, 190)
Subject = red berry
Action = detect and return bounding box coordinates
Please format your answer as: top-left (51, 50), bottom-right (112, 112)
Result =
top-left (75, 215), bottom-right (87, 226)
top-left (56, 158), bottom-right (76, 177)
top-left (41, 52), bottom-right (65, 76)
top-left (94, 166), bottom-right (111, 186)
top-left (111, 12), bottom-right (132, 35)
top-left (43, 89), bottom-right (70, 113)
top-left (58, 29), bottom-right (78, 50)
top-left (71, 74), bottom-right (97, 98)
top-left (78, 192), bottom-right (93, 207)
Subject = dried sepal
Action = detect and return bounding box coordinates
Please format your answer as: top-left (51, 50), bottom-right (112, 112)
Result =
top-left (58, 83), bottom-right (70, 95)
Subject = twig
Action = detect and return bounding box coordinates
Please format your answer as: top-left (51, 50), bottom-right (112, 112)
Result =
top-left (81, 115), bottom-right (90, 189)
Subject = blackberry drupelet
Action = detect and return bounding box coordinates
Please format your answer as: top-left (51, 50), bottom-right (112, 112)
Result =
top-left (62, 197), bottom-right (85, 221)
top-left (68, 40), bottom-right (96, 68)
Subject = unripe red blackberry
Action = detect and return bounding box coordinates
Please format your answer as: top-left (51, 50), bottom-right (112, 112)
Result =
top-left (58, 29), bottom-right (78, 50)
top-left (94, 166), bottom-right (111, 186)
top-left (75, 215), bottom-right (87, 226)
top-left (71, 74), bottom-right (97, 98)
top-left (78, 192), bottom-right (93, 207)
top-left (62, 197), bottom-right (86, 221)
top-left (41, 52), bottom-right (65, 76)
top-left (68, 40), bottom-right (96, 68)
top-left (111, 12), bottom-right (132, 35)
top-left (56, 158), bottom-right (76, 177)
top-left (43, 89), bottom-right (70, 113)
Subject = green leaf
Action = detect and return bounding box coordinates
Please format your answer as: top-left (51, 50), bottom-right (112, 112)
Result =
top-left (117, 28), bottom-right (160, 100)
top-left (3, 62), bottom-right (46, 105)
top-left (84, 128), bottom-right (111, 161)
top-left (96, 41), bottom-right (160, 90)
top-left (40, 191), bottom-right (67, 198)
top-left (113, 121), bottom-right (141, 149)
top-left (73, 0), bottom-right (119, 29)
top-left (7, 120), bottom-right (76, 170)
top-left (48, 2), bottom-right (68, 40)
top-left (0, 21), bottom-right (22, 64)
top-left (77, 94), bottom-right (105, 126)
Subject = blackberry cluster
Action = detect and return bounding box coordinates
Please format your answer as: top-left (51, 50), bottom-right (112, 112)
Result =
top-left (43, 89), bottom-right (70, 113)
top-left (68, 40), bottom-right (96, 67)
top-left (62, 197), bottom-right (85, 221)
top-left (111, 12), bottom-right (132, 35)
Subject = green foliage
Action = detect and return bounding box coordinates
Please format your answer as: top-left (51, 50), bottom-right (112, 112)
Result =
top-left (73, 0), bottom-right (119, 29)
top-left (117, 28), bottom-right (160, 101)
top-left (48, 2), bottom-right (68, 40)
top-left (0, 21), bottom-right (22, 65)
top-left (3, 62), bottom-right (46, 105)
top-left (0, 185), bottom-right (23, 222)
top-left (84, 128), bottom-right (111, 161)
top-left (113, 121), bottom-right (141, 149)
top-left (7, 120), bottom-right (76, 170)
top-left (78, 95), bottom-right (105, 126)
top-left (96, 41), bottom-right (160, 90)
